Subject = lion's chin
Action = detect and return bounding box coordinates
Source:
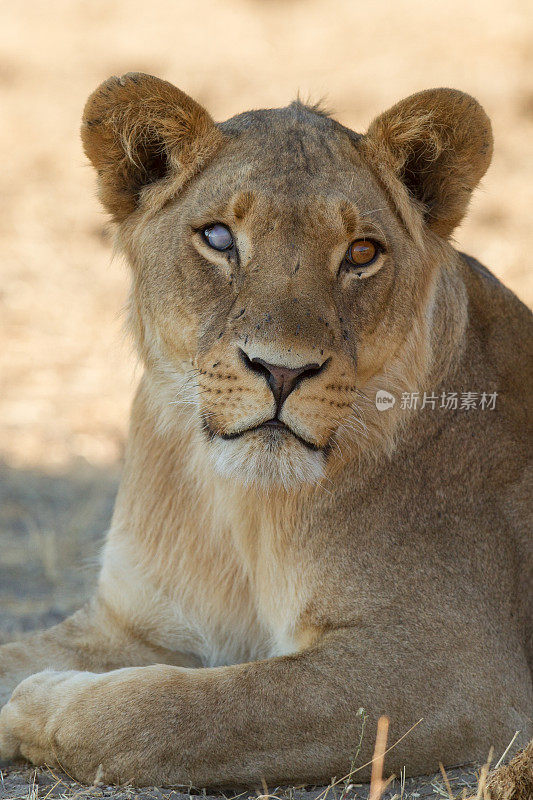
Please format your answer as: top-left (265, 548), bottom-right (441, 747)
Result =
top-left (207, 428), bottom-right (326, 489)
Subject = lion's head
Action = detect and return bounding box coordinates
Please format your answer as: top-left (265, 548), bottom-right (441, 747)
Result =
top-left (82, 74), bottom-right (492, 487)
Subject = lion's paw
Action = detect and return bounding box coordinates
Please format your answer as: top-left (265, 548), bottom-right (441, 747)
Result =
top-left (0, 670), bottom-right (96, 766)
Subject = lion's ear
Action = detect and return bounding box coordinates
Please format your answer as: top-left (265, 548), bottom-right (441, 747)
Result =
top-left (81, 73), bottom-right (224, 222)
top-left (362, 88), bottom-right (493, 238)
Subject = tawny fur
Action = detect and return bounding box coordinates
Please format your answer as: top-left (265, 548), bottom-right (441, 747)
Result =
top-left (0, 75), bottom-right (531, 789)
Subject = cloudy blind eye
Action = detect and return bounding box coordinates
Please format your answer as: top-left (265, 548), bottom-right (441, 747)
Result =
top-left (202, 224), bottom-right (234, 251)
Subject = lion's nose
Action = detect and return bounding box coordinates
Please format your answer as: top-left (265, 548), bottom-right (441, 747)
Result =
top-left (239, 349), bottom-right (324, 410)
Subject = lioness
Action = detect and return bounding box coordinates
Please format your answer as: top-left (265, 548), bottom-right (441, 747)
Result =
top-left (0, 74), bottom-right (531, 789)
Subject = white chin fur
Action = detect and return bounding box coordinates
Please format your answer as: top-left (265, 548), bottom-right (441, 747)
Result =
top-left (207, 430), bottom-right (325, 489)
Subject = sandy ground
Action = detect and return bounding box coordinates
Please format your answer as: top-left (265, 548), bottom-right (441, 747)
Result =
top-left (1, 0), bottom-right (532, 797)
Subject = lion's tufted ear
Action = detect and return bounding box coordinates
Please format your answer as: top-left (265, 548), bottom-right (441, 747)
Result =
top-left (362, 88), bottom-right (493, 238)
top-left (81, 73), bottom-right (224, 222)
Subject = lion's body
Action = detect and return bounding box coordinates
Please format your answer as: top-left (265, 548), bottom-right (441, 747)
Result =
top-left (0, 76), bottom-right (531, 788)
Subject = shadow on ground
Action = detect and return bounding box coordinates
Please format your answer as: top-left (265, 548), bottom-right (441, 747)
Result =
top-left (0, 460), bottom-right (482, 799)
top-left (0, 459), bottom-right (119, 642)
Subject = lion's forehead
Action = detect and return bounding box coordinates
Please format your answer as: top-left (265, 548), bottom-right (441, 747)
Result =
top-left (183, 108), bottom-right (383, 223)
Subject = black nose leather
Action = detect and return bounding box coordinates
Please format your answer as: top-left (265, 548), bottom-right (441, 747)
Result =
top-left (240, 351), bottom-right (323, 410)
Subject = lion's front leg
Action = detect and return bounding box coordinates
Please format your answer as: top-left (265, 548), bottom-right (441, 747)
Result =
top-left (0, 635), bottom-right (425, 787)
top-left (0, 656), bottom-right (364, 787)
top-left (2, 631), bottom-right (527, 787)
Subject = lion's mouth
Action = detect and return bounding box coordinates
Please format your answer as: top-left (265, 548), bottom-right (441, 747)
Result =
top-left (258, 419), bottom-right (288, 432)
top-left (202, 416), bottom-right (322, 452)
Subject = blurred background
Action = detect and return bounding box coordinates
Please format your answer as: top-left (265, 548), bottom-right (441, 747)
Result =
top-left (1, 0), bottom-right (532, 636)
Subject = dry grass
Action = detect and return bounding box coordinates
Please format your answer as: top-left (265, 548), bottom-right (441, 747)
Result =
top-left (485, 740), bottom-right (533, 800)
top-left (1, 733), bottom-right (529, 800)
top-left (0, 1), bottom-right (532, 798)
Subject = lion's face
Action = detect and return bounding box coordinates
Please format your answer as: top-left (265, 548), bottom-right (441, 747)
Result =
top-left (122, 112), bottom-right (426, 486)
top-left (82, 76), bottom-right (492, 487)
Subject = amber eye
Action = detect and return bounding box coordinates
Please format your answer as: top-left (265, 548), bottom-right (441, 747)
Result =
top-left (345, 239), bottom-right (379, 268)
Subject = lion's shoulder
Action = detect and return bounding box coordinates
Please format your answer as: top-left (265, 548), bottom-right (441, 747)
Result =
top-left (459, 251), bottom-right (532, 421)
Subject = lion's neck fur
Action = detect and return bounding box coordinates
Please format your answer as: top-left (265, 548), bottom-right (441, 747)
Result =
top-left (102, 393), bottom-right (320, 663)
